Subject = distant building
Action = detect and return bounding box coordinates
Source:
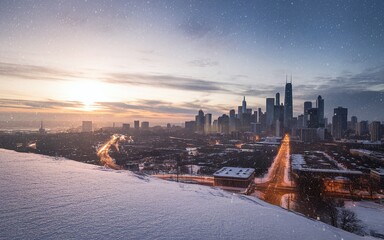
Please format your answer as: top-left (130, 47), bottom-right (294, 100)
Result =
top-left (307, 108), bottom-right (319, 128)
top-left (218, 114), bottom-right (229, 134)
top-left (204, 113), bottom-right (212, 134)
top-left (141, 121), bottom-right (149, 129)
top-left (298, 128), bottom-right (318, 143)
top-left (303, 101), bottom-right (312, 127)
top-left (369, 121), bottom-right (381, 142)
top-left (357, 121), bottom-right (369, 136)
top-left (213, 167), bottom-right (255, 191)
top-left (275, 92), bottom-right (280, 106)
top-left (242, 96), bottom-right (247, 114)
top-left (284, 80), bottom-right (293, 130)
top-left (185, 121), bottom-right (196, 132)
top-left (350, 116), bottom-right (358, 134)
top-left (316, 95), bottom-right (325, 127)
top-left (266, 98), bottom-right (275, 127)
top-left (122, 123), bottom-right (130, 132)
top-left (134, 120), bottom-right (140, 129)
top-left (195, 110), bottom-right (205, 133)
top-left (332, 107), bottom-right (348, 139)
top-left (82, 121), bottom-right (93, 132)
top-left (39, 120), bottom-right (46, 134)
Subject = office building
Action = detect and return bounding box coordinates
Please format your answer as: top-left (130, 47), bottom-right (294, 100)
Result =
top-left (204, 113), bottom-right (212, 134)
top-left (266, 98), bottom-right (275, 127)
top-left (242, 96), bottom-right (247, 114)
top-left (303, 101), bottom-right (312, 127)
top-left (141, 121), bottom-right (149, 129)
top-left (284, 80), bottom-right (293, 130)
top-left (316, 95), bottom-right (325, 127)
top-left (332, 107), bottom-right (348, 139)
top-left (369, 121), bottom-right (381, 142)
top-left (275, 92), bottom-right (280, 106)
top-left (134, 120), bottom-right (140, 129)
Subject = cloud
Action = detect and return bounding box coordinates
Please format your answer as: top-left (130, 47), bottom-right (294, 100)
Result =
top-left (0, 98), bottom-right (83, 110)
top-left (188, 58), bottom-right (219, 67)
top-left (105, 72), bottom-right (240, 93)
top-left (0, 62), bottom-right (83, 81)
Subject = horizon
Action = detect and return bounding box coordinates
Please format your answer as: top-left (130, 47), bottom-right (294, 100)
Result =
top-left (0, 0), bottom-right (383, 124)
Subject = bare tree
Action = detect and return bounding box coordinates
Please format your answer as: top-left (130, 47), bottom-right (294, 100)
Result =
top-left (338, 209), bottom-right (364, 235)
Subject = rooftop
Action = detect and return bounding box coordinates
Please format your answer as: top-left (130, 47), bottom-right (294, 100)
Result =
top-left (213, 167), bottom-right (255, 179)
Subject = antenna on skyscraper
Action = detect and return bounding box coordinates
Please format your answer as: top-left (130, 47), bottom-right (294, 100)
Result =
top-left (285, 75), bottom-right (287, 84)
top-left (290, 74), bottom-right (292, 84)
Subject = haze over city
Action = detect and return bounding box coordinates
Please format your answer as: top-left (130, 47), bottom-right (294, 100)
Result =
top-left (0, 0), bottom-right (383, 125)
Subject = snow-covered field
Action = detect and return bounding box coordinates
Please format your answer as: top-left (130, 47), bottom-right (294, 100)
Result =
top-left (0, 149), bottom-right (372, 240)
top-left (345, 201), bottom-right (384, 237)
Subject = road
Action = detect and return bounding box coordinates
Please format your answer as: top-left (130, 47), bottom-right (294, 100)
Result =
top-left (253, 134), bottom-right (294, 206)
top-left (97, 134), bottom-right (126, 170)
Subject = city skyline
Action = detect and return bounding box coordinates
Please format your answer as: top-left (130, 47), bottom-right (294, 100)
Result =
top-left (0, 0), bottom-right (383, 124)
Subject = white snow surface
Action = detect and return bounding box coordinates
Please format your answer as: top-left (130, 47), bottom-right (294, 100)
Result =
top-left (345, 201), bottom-right (384, 237)
top-left (0, 149), bottom-right (371, 240)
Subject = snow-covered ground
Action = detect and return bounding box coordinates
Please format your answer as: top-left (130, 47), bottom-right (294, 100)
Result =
top-left (0, 149), bottom-right (373, 240)
top-left (345, 201), bottom-right (384, 237)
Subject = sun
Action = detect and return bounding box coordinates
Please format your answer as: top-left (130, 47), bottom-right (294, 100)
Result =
top-left (68, 80), bottom-right (106, 111)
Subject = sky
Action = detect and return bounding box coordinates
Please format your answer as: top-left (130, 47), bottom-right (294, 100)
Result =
top-left (0, 0), bottom-right (383, 125)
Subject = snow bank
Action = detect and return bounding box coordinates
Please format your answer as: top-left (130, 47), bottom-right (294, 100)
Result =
top-left (0, 149), bottom-right (369, 240)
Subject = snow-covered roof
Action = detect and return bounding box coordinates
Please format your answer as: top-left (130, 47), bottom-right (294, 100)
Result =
top-left (213, 167), bottom-right (255, 179)
top-left (0, 149), bottom-right (366, 240)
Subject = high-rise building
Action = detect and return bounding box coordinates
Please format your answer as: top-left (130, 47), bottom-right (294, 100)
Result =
top-left (316, 95), bottom-right (324, 127)
top-left (266, 98), bottom-right (275, 127)
top-left (195, 110), bottom-right (205, 133)
top-left (204, 113), bottom-right (212, 134)
top-left (141, 121), bottom-right (149, 129)
top-left (350, 116), bottom-right (358, 134)
top-left (357, 121), bottom-right (369, 136)
top-left (82, 121), bottom-right (93, 132)
top-left (185, 121), bottom-right (196, 132)
top-left (308, 108), bottom-right (319, 128)
top-left (332, 107), bottom-right (348, 139)
top-left (218, 114), bottom-right (229, 134)
top-left (369, 121), bottom-right (381, 142)
top-left (134, 120), bottom-right (140, 129)
top-left (275, 92), bottom-right (280, 106)
top-left (242, 96), bottom-right (247, 114)
top-left (229, 109), bottom-right (236, 118)
top-left (303, 101), bottom-right (312, 128)
top-left (39, 120), bottom-right (46, 134)
top-left (284, 80), bottom-right (293, 130)
top-left (122, 123), bottom-right (130, 132)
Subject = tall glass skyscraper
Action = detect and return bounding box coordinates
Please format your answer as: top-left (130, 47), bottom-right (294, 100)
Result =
top-left (316, 95), bottom-right (325, 127)
top-left (284, 80), bottom-right (293, 130)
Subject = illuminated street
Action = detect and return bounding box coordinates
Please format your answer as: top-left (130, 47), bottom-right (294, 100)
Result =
top-left (97, 134), bottom-right (127, 170)
top-left (253, 134), bottom-right (295, 206)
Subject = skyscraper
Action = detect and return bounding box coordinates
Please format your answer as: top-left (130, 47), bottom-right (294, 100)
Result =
top-left (303, 101), bottom-right (312, 127)
top-left (242, 96), bottom-right (247, 114)
top-left (284, 80), bottom-right (293, 130)
top-left (266, 98), bottom-right (275, 127)
top-left (316, 95), bottom-right (324, 127)
top-left (204, 113), bottom-right (212, 134)
top-left (332, 107), bottom-right (348, 139)
top-left (134, 120), bottom-right (140, 129)
top-left (195, 110), bottom-right (205, 133)
top-left (275, 92), bottom-right (280, 106)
